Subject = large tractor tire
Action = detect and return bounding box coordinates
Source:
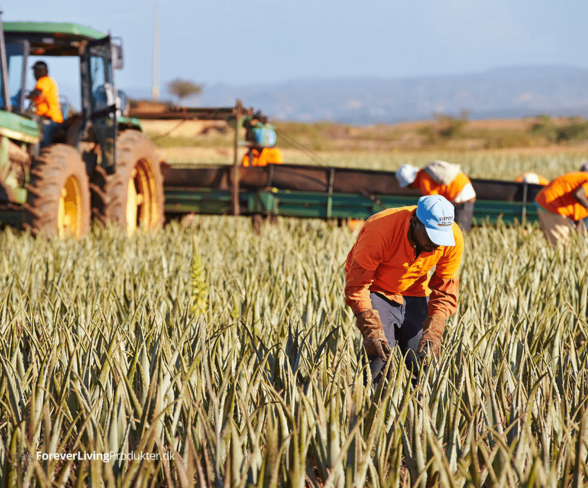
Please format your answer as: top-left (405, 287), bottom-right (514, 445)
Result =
top-left (91, 130), bottom-right (164, 234)
top-left (24, 144), bottom-right (91, 238)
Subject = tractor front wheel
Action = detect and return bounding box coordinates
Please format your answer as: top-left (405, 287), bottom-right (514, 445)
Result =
top-left (91, 130), bottom-right (164, 234)
top-left (24, 144), bottom-right (91, 238)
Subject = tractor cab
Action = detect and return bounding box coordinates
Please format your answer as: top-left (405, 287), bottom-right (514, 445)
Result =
top-left (0, 17), bottom-right (163, 237)
top-left (1, 21), bottom-right (125, 171)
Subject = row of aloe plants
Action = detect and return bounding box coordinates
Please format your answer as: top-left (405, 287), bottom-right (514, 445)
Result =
top-left (0, 217), bottom-right (587, 486)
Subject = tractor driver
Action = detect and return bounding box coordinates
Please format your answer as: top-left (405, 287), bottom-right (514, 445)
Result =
top-left (26, 61), bottom-right (63, 147)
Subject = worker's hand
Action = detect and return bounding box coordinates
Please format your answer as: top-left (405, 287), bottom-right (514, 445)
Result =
top-left (417, 315), bottom-right (446, 359)
top-left (356, 309), bottom-right (391, 362)
top-left (26, 89), bottom-right (42, 101)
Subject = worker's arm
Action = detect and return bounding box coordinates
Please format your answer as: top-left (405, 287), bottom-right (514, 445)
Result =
top-left (427, 275), bottom-right (459, 318)
top-left (428, 226), bottom-right (464, 318)
top-left (574, 186), bottom-right (588, 209)
top-left (417, 227), bottom-right (463, 358)
top-left (27, 78), bottom-right (49, 101)
top-left (345, 260), bottom-right (377, 314)
top-left (344, 225), bottom-right (386, 314)
top-left (345, 225), bottom-right (393, 362)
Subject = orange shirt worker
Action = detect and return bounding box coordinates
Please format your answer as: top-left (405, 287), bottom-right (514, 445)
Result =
top-left (27, 61), bottom-right (62, 123)
top-left (395, 162), bottom-right (476, 232)
top-left (242, 147), bottom-right (284, 167)
top-left (345, 195), bottom-right (463, 382)
top-left (534, 172), bottom-right (588, 245)
top-left (26, 61), bottom-right (63, 147)
top-left (242, 121), bottom-right (283, 167)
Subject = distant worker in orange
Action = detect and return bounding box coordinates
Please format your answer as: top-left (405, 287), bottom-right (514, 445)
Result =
top-left (242, 118), bottom-right (284, 167)
top-left (516, 173), bottom-right (550, 186)
top-left (534, 172), bottom-right (588, 245)
top-left (26, 61), bottom-right (63, 147)
top-left (345, 195), bottom-right (463, 382)
top-left (396, 161), bottom-right (476, 232)
top-left (242, 147), bottom-right (284, 167)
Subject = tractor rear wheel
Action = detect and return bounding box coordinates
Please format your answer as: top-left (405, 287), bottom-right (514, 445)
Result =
top-left (91, 130), bottom-right (164, 234)
top-left (24, 144), bottom-right (91, 238)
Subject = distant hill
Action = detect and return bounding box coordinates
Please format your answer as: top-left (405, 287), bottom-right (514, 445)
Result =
top-left (124, 66), bottom-right (588, 125)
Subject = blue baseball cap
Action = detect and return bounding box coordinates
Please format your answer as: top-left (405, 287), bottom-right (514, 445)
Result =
top-left (415, 195), bottom-right (455, 246)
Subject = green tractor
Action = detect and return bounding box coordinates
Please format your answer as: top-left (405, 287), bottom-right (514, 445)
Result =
top-left (0, 15), bottom-right (164, 237)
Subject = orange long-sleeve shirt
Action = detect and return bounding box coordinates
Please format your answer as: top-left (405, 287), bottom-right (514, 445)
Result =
top-left (345, 206), bottom-right (463, 318)
top-left (242, 147), bottom-right (284, 167)
top-left (412, 170), bottom-right (472, 203)
top-left (32, 76), bottom-right (63, 123)
top-left (535, 172), bottom-right (588, 221)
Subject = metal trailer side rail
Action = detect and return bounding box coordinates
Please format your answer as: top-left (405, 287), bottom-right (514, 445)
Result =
top-left (163, 187), bottom-right (539, 226)
top-left (162, 163), bottom-right (544, 226)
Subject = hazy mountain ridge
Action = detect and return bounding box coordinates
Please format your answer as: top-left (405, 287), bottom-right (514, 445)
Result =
top-left (126, 66), bottom-right (588, 124)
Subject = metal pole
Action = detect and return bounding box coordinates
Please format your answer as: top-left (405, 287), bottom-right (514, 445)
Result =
top-left (521, 182), bottom-right (528, 224)
top-left (19, 41), bottom-right (29, 113)
top-left (232, 100), bottom-right (243, 216)
top-left (152, 4), bottom-right (160, 101)
top-left (0, 12), bottom-right (12, 113)
top-left (327, 168), bottom-right (335, 219)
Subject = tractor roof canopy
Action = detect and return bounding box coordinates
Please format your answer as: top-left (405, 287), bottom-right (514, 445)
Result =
top-left (4, 22), bottom-right (106, 56)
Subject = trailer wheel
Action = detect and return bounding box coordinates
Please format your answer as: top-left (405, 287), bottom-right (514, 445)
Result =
top-left (24, 144), bottom-right (91, 238)
top-left (91, 130), bottom-right (164, 234)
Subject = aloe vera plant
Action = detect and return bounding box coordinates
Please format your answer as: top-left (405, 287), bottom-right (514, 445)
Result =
top-left (0, 215), bottom-right (587, 487)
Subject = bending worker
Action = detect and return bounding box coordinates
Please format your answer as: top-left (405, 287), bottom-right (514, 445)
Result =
top-left (534, 171), bottom-right (588, 246)
top-left (26, 61), bottom-right (63, 147)
top-left (395, 161), bottom-right (476, 232)
top-left (345, 195), bottom-right (463, 382)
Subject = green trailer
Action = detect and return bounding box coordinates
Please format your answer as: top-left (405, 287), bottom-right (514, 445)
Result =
top-left (161, 164), bottom-right (543, 226)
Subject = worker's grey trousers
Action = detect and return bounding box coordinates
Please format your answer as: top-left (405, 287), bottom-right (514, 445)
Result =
top-left (454, 200), bottom-right (475, 233)
top-left (367, 292), bottom-right (428, 382)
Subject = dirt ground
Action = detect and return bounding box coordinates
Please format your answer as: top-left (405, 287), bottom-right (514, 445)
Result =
top-left (141, 120), bottom-right (229, 138)
top-left (389, 117), bottom-right (551, 132)
top-left (143, 117), bottom-right (537, 138)
top-left (142, 117), bottom-right (556, 138)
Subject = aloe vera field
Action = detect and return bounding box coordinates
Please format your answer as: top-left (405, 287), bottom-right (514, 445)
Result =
top-left (0, 210), bottom-right (586, 488)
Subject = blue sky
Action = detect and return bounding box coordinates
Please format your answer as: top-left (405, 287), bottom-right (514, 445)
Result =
top-left (5, 0), bottom-right (587, 95)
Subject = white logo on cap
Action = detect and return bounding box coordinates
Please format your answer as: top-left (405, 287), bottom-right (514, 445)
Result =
top-left (438, 216), bottom-right (453, 227)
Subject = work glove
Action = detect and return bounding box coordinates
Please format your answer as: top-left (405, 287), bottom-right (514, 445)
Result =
top-left (356, 309), bottom-right (391, 362)
top-left (417, 315), bottom-right (446, 359)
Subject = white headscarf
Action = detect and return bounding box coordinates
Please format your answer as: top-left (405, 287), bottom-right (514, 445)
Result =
top-left (395, 164), bottom-right (420, 188)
